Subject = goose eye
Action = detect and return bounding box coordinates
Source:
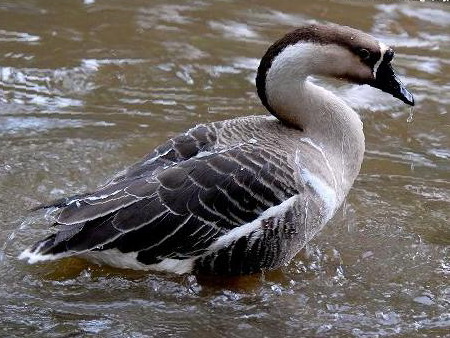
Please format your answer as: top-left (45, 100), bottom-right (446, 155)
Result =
top-left (358, 48), bottom-right (371, 60)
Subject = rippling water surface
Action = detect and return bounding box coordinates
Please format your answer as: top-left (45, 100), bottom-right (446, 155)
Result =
top-left (1, 1), bottom-right (449, 337)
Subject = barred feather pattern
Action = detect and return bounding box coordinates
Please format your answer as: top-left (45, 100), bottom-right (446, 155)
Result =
top-left (23, 115), bottom-right (337, 275)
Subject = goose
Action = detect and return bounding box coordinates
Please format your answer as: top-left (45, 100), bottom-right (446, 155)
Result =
top-left (19, 23), bottom-right (414, 275)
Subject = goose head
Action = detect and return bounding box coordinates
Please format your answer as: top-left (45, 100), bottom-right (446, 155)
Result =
top-left (256, 23), bottom-right (414, 121)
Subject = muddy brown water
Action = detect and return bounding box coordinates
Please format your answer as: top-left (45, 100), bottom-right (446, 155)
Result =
top-left (0, 1), bottom-right (449, 337)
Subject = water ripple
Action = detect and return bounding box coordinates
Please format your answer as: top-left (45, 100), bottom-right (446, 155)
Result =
top-left (0, 29), bottom-right (40, 43)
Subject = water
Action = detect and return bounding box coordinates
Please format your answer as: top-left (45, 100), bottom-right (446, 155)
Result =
top-left (1, 1), bottom-right (449, 337)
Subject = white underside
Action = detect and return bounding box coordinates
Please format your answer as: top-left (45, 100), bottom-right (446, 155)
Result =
top-left (19, 246), bottom-right (197, 274)
top-left (83, 250), bottom-right (197, 274)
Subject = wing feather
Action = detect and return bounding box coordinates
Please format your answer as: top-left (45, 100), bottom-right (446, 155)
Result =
top-left (30, 130), bottom-right (302, 268)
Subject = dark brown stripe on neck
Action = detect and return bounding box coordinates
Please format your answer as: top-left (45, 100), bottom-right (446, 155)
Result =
top-left (256, 24), bottom-right (381, 123)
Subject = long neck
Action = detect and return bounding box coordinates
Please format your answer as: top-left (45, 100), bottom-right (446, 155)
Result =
top-left (263, 43), bottom-right (365, 193)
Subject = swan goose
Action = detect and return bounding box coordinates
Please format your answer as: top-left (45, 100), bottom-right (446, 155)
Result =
top-left (20, 23), bottom-right (414, 275)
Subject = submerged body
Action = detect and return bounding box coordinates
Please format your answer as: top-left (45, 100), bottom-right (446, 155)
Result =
top-left (20, 23), bottom-right (414, 275)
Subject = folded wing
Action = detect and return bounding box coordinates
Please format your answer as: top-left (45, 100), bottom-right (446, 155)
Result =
top-left (28, 140), bottom-right (300, 268)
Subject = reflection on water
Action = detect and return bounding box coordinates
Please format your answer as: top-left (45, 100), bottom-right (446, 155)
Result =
top-left (0, 0), bottom-right (449, 336)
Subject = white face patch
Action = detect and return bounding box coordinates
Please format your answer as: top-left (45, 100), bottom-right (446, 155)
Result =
top-left (373, 42), bottom-right (389, 76)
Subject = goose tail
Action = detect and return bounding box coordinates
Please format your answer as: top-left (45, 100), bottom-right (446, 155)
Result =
top-left (19, 222), bottom-right (84, 264)
top-left (19, 234), bottom-right (63, 264)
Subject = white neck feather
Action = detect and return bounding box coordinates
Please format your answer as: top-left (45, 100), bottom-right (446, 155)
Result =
top-left (265, 42), bottom-right (365, 193)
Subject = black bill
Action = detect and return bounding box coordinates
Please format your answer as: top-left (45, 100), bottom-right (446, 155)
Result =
top-left (371, 54), bottom-right (414, 106)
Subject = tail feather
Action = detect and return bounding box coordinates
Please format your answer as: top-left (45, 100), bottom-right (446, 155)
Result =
top-left (19, 234), bottom-right (69, 264)
top-left (19, 222), bottom-right (86, 263)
